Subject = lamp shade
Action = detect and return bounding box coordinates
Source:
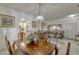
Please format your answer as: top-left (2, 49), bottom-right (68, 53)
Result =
top-left (36, 15), bottom-right (44, 21)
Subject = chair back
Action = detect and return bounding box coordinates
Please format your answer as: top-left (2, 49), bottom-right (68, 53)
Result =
top-left (66, 42), bottom-right (71, 55)
top-left (5, 36), bottom-right (13, 55)
top-left (18, 31), bottom-right (25, 42)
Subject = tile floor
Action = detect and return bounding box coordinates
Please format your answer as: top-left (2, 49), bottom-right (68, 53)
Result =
top-left (52, 38), bottom-right (79, 55)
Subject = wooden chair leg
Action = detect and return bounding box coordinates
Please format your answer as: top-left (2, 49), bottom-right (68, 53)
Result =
top-left (66, 42), bottom-right (71, 55)
top-left (55, 46), bottom-right (58, 55)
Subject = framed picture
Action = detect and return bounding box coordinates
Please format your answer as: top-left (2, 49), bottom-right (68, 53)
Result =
top-left (32, 21), bottom-right (37, 28)
top-left (0, 14), bottom-right (15, 27)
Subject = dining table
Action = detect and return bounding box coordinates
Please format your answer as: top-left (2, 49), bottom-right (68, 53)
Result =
top-left (14, 40), bottom-right (58, 55)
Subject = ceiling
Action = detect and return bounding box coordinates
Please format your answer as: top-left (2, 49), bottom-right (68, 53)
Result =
top-left (0, 3), bottom-right (79, 21)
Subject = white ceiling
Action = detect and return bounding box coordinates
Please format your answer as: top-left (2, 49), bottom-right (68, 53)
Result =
top-left (0, 3), bottom-right (79, 21)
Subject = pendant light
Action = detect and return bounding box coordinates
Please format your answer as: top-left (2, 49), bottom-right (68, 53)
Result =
top-left (36, 3), bottom-right (44, 21)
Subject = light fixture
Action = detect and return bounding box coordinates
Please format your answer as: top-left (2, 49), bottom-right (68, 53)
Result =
top-left (36, 3), bottom-right (44, 21)
top-left (69, 14), bottom-right (76, 17)
top-left (68, 14), bottom-right (76, 17)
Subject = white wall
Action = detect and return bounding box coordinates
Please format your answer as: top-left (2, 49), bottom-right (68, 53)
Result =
top-left (48, 16), bottom-right (79, 40)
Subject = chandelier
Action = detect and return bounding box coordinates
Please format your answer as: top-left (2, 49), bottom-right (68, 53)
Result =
top-left (36, 3), bottom-right (44, 21)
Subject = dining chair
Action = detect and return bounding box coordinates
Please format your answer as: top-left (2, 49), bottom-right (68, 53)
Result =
top-left (18, 28), bottom-right (26, 42)
top-left (5, 36), bottom-right (13, 55)
top-left (66, 42), bottom-right (71, 55)
top-left (12, 41), bottom-right (27, 55)
top-left (5, 36), bottom-right (26, 55)
top-left (12, 42), bottom-right (18, 54)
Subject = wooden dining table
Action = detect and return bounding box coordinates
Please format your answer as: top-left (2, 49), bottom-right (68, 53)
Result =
top-left (14, 40), bottom-right (58, 55)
